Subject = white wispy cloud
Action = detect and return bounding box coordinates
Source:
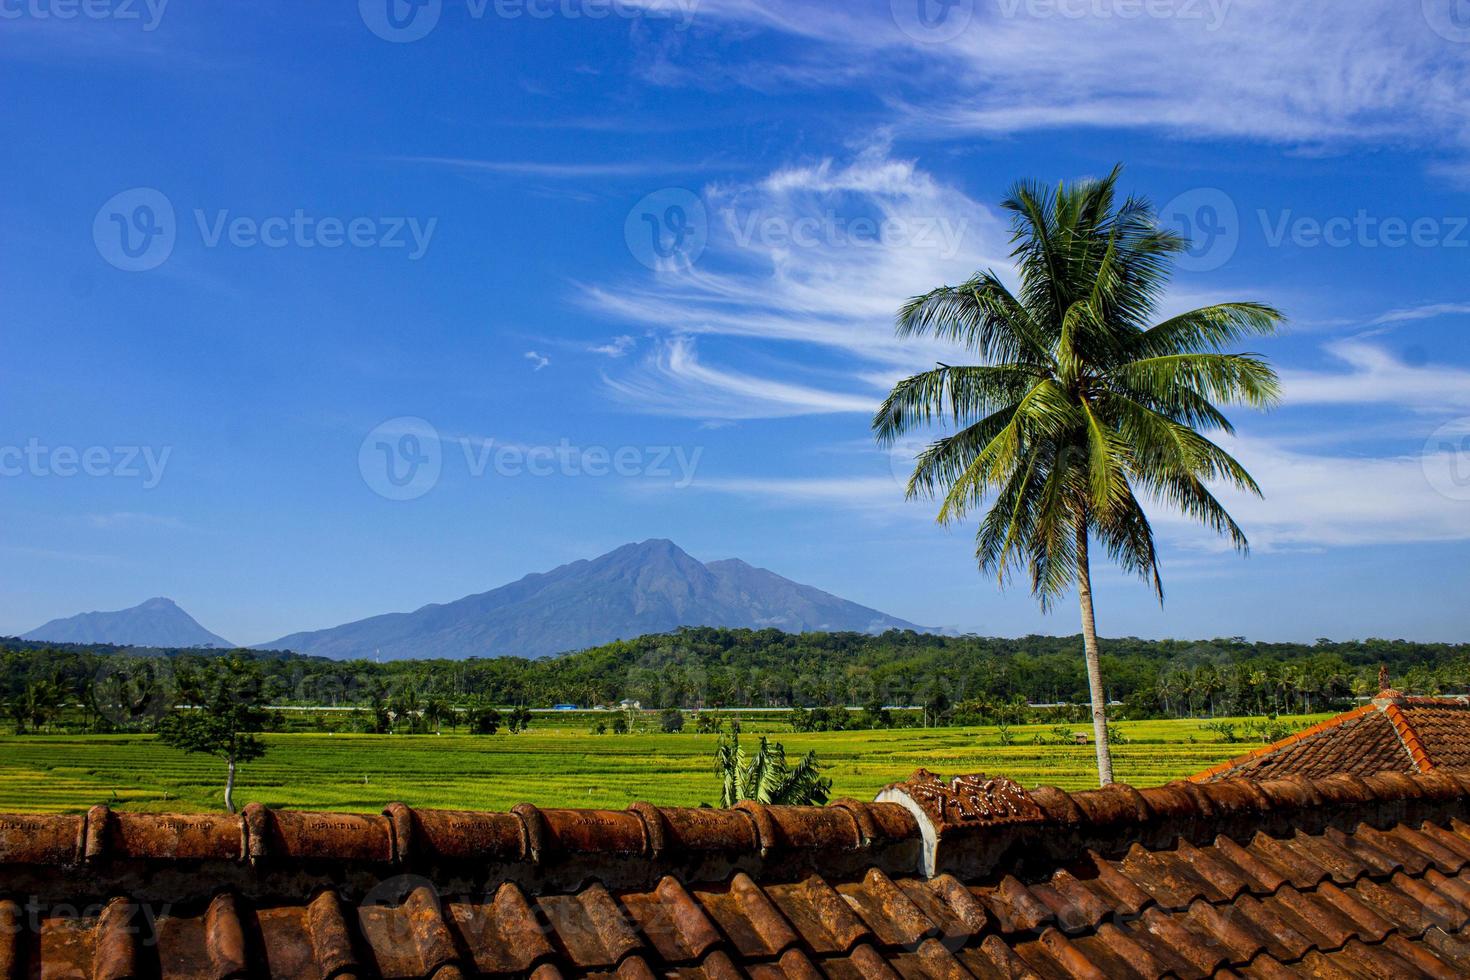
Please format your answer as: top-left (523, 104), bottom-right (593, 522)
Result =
top-left (589, 143), bottom-right (1007, 416)
top-left (604, 336), bottom-right (877, 418)
top-left (1166, 434), bottom-right (1470, 551)
top-left (1279, 341), bottom-right (1470, 413)
top-left (695, 475), bottom-right (906, 509)
top-left (590, 335), bottom-right (638, 357)
top-left (691, 430), bottom-right (1470, 552)
top-left (524, 350), bottom-right (551, 371)
top-left (1370, 302), bottom-right (1470, 326)
top-left (646, 1), bottom-right (1470, 160)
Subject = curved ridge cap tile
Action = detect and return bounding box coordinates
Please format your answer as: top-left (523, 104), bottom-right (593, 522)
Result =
top-left (1252, 774), bottom-right (1324, 811)
top-left (1176, 779), bottom-right (1219, 820)
top-left (656, 806), bottom-right (758, 854)
top-left (1311, 774), bottom-right (1376, 808)
top-left (84, 804), bottom-right (111, 863)
top-left (1411, 769), bottom-right (1466, 803)
top-left (111, 812), bottom-right (243, 862)
top-left (1363, 770), bottom-right (1427, 804)
top-left (1136, 781), bottom-right (1204, 822)
top-left (268, 810), bottom-right (393, 863)
top-left (405, 809), bottom-right (526, 864)
top-left (845, 799), bottom-right (896, 845)
top-left (1193, 777), bottom-right (1273, 817)
top-left (242, 802), bottom-right (271, 863)
top-left (0, 813), bottom-right (85, 866)
top-left (1069, 783), bottom-right (1148, 826)
top-left (539, 808), bottom-right (649, 857)
top-left (383, 802), bottom-right (413, 864)
top-left (1029, 786), bottom-right (1083, 825)
top-left (512, 803), bottom-right (548, 864)
top-left (761, 805), bottom-right (862, 853)
top-left (627, 802), bottom-right (667, 859)
top-left (733, 801), bottom-right (779, 857)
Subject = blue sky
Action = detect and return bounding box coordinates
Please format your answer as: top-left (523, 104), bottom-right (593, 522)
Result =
top-left (3, 0), bottom-right (1469, 645)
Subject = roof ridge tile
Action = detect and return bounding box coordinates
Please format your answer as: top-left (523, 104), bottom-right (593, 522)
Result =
top-left (1382, 702), bottom-right (1436, 772)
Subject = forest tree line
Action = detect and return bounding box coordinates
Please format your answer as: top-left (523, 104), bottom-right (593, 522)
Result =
top-left (2, 628), bottom-right (1467, 734)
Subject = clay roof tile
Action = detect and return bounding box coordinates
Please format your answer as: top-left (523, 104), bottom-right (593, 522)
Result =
top-left (7, 768), bottom-right (1470, 977)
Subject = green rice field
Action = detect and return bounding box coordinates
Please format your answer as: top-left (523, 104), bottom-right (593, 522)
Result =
top-left (0, 715), bottom-right (1330, 814)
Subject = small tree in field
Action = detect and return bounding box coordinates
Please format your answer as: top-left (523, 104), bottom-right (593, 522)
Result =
top-left (157, 656), bottom-right (269, 813)
top-left (468, 701), bottom-right (501, 734)
top-left (714, 733), bottom-right (831, 807)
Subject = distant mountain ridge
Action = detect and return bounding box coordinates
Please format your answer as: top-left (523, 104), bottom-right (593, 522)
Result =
top-left (22, 597), bottom-right (233, 648)
top-left (258, 539), bottom-right (931, 660)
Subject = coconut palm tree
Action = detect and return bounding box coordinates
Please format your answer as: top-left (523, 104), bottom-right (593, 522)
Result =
top-left (875, 166), bottom-right (1282, 784)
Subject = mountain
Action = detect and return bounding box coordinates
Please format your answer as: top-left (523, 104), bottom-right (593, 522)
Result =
top-left (259, 539), bottom-right (930, 660)
top-left (22, 598), bottom-right (234, 648)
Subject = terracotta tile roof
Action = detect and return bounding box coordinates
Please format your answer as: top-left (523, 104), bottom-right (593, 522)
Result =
top-left (7, 769), bottom-right (1470, 976)
top-left (1193, 692), bottom-right (1470, 783)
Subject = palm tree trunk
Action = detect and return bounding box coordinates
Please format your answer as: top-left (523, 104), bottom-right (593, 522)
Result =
top-left (1075, 523), bottom-right (1115, 786)
top-left (224, 756), bottom-right (237, 814)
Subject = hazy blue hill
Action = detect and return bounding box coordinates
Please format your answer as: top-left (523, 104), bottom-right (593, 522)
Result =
top-left (258, 539), bottom-right (930, 660)
top-left (22, 597), bottom-right (233, 648)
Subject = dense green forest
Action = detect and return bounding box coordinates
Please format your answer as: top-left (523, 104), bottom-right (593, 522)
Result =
top-left (3, 628), bottom-right (1466, 734)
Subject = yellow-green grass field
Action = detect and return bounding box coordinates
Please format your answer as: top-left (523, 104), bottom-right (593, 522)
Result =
top-left (0, 714), bottom-right (1331, 815)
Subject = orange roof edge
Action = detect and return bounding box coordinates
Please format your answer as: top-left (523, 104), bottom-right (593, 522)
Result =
top-left (1188, 703), bottom-right (1379, 783)
top-left (1382, 702), bottom-right (1435, 772)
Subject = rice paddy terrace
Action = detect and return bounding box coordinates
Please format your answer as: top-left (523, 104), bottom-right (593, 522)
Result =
top-left (0, 715), bottom-right (1326, 813)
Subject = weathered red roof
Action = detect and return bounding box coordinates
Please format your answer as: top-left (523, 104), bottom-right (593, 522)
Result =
top-left (5, 768), bottom-right (1470, 977)
top-left (1193, 691), bottom-right (1470, 783)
